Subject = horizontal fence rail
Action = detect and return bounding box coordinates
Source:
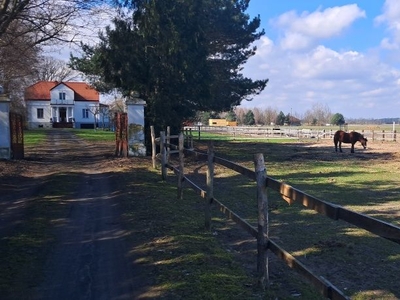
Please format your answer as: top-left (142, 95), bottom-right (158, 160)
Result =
top-left (184, 126), bottom-right (398, 142)
top-left (183, 148), bottom-right (400, 245)
top-left (150, 125), bottom-right (400, 299)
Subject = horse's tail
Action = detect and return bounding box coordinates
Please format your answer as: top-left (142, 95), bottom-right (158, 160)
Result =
top-left (333, 131), bottom-right (338, 143)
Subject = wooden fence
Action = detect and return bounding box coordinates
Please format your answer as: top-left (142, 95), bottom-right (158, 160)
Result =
top-left (185, 126), bottom-right (398, 142)
top-left (150, 126), bottom-right (400, 299)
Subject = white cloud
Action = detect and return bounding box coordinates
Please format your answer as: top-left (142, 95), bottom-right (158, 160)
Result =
top-left (242, 32), bottom-right (400, 119)
top-left (375, 0), bottom-right (400, 49)
top-left (272, 4), bottom-right (366, 50)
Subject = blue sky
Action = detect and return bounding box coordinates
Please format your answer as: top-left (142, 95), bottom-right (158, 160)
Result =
top-left (52, 1), bottom-right (400, 119)
top-left (240, 0), bottom-right (400, 119)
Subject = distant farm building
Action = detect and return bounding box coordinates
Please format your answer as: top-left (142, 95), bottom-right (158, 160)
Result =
top-left (209, 119), bottom-right (237, 126)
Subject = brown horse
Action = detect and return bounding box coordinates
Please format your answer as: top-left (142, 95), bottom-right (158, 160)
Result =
top-left (334, 130), bottom-right (367, 153)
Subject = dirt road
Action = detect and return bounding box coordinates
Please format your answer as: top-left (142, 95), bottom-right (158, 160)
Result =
top-left (0, 130), bottom-right (149, 300)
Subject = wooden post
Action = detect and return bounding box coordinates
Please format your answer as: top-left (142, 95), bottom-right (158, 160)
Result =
top-left (178, 133), bottom-right (184, 199)
top-left (160, 131), bottom-right (167, 180)
top-left (167, 126), bottom-right (171, 162)
top-left (189, 128), bottom-right (193, 149)
top-left (184, 128), bottom-right (187, 147)
top-left (197, 125), bottom-right (201, 141)
top-left (394, 130), bottom-right (397, 142)
top-left (254, 153), bottom-right (268, 290)
top-left (121, 113), bottom-right (128, 157)
top-left (115, 112), bottom-right (121, 156)
top-left (151, 126), bottom-right (156, 169)
top-left (205, 141), bottom-right (214, 230)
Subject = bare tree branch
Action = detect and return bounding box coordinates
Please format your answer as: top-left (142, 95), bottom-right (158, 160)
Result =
top-left (0, 0), bottom-right (117, 48)
top-left (35, 56), bottom-right (82, 81)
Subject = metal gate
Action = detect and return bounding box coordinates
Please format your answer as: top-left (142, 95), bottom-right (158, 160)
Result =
top-left (9, 112), bottom-right (24, 159)
top-left (115, 112), bottom-right (128, 157)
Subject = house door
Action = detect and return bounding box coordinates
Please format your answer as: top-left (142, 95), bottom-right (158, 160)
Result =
top-left (59, 107), bottom-right (67, 122)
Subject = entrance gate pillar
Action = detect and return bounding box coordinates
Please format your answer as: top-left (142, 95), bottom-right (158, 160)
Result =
top-left (0, 92), bottom-right (11, 159)
top-left (126, 93), bottom-right (146, 156)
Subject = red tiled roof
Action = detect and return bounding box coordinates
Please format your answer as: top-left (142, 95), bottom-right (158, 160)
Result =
top-left (25, 81), bottom-right (56, 100)
top-left (61, 82), bottom-right (99, 101)
top-left (25, 81), bottom-right (99, 101)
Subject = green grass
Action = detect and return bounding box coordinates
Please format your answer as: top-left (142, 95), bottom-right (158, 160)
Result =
top-left (23, 128), bottom-right (115, 143)
top-left (70, 129), bottom-right (115, 141)
top-left (5, 133), bottom-right (399, 299)
top-left (116, 162), bottom-right (267, 299)
top-left (189, 130), bottom-right (297, 143)
top-left (186, 138), bottom-right (400, 299)
top-left (23, 130), bottom-right (47, 145)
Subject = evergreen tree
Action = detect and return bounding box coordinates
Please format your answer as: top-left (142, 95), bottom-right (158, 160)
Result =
top-left (199, 111), bottom-right (218, 125)
top-left (331, 113), bottom-right (345, 125)
top-left (275, 111), bottom-right (285, 125)
top-left (285, 113), bottom-right (291, 125)
top-left (243, 110), bottom-right (255, 125)
top-left (70, 0), bottom-right (268, 137)
top-left (225, 110), bottom-right (237, 122)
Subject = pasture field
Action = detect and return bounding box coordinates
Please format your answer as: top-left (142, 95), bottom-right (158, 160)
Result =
top-left (178, 135), bottom-right (400, 299)
top-left (4, 129), bottom-right (399, 299)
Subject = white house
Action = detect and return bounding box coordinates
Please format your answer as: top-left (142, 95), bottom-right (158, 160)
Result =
top-left (25, 81), bottom-right (109, 129)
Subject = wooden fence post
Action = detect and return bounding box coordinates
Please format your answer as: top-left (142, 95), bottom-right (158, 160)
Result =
top-left (178, 133), bottom-right (184, 199)
top-left (205, 141), bottom-right (214, 230)
top-left (189, 128), bottom-right (193, 149)
top-left (122, 113), bottom-right (128, 157)
top-left (198, 125), bottom-right (201, 141)
top-left (184, 128), bottom-right (188, 147)
top-left (115, 112), bottom-right (121, 156)
top-left (167, 126), bottom-right (171, 162)
top-left (254, 153), bottom-right (268, 290)
top-left (151, 126), bottom-right (156, 169)
top-left (160, 131), bottom-right (167, 180)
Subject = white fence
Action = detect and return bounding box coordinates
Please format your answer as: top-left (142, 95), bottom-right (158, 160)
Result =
top-left (184, 126), bottom-right (398, 142)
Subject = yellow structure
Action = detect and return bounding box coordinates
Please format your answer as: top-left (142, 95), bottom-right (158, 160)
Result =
top-left (209, 119), bottom-right (237, 126)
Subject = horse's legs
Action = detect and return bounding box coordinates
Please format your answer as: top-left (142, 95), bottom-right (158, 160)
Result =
top-left (351, 143), bottom-right (355, 153)
top-left (339, 142), bottom-right (343, 152)
top-left (334, 141), bottom-right (337, 152)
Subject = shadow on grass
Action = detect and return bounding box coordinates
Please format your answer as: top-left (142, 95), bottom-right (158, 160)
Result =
top-left (173, 140), bottom-right (400, 299)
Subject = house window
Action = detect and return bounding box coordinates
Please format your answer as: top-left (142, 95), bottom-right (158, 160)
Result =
top-left (82, 109), bottom-right (89, 119)
top-left (59, 92), bottom-right (66, 100)
top-left (37, 108), bottom-right (44, 119)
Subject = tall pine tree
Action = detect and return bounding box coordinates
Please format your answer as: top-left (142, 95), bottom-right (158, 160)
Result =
top-left (71, 0), bottom-right (268, 135)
